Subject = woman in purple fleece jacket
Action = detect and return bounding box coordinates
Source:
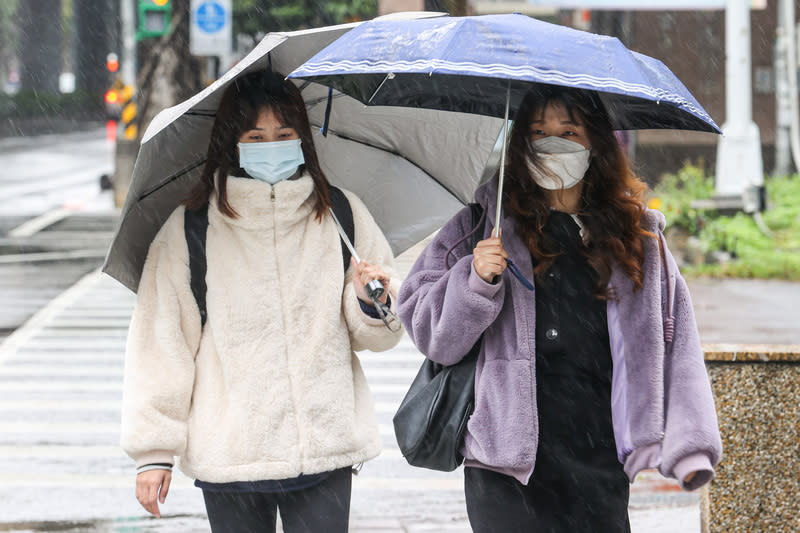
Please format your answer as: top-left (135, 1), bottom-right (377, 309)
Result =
top-left (397, 86), bottom-right (722, 532)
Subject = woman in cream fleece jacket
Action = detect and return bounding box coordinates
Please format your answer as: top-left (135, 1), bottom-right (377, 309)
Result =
top-left (121, 71), bottom-right (403, 532)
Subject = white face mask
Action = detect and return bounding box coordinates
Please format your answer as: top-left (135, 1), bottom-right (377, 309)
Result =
top-left (527, 136), bottom-right (591, 190)
top-left (238, 139), bottom-right (305, 185)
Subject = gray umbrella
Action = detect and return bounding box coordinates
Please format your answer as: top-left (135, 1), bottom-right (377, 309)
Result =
top-left (102, 18), bottom-right (503, 292)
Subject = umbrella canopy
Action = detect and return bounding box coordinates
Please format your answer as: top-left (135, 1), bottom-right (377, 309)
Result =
top-left (289, 13), bottom-right (720, 134)
top-left (289, 13), bottom-right (720, 236)
top-left (103, 18), bottom-right (503, 292)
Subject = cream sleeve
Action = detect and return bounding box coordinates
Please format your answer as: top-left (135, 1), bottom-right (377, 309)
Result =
top-left (119, 210), bottom-right (203, 468)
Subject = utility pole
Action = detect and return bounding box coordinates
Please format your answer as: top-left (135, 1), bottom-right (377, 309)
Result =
top-left (777, 0), bottom-right (800, 177)
top-left (18, 0), bottom-right (62, 95)
top-left (112, 0), bottom-right (139, 208)
top-left (774, 15), bottom-right (792, 177)
top-left (121, 0), bottom-right (137, 88)
top-left (74, 0), bottom-right (115, 97)
top-left (111, 0), bottom-right (203, 207)
top-left (714, 0), bottom-right (764, 212)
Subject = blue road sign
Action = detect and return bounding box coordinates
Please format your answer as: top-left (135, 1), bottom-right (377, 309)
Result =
top-left (195, 1), bottom-right (226, 33)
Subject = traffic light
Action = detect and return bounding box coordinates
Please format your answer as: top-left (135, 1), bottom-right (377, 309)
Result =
top-left (137, 0), bottom-right (171, 39)
top-left (104, 79), bottom-right (125, 120)
top-left (106, 53), bottom-right (119, 73)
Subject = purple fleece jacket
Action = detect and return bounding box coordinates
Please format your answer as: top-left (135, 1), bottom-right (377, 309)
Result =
top-left (397, 178), bottom-right (722, 490)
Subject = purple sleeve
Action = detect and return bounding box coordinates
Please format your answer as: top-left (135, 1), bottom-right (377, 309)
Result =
top-left (658, 245), bottom-right (723, 488)
top-left (397, 207), bottom-right (505, 366)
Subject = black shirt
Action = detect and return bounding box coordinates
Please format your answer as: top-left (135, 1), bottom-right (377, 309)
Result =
top-left (530, 211), bottom-right (630, 531)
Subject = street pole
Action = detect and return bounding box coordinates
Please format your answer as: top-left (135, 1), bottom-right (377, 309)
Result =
top-left (121, 0), bottom-right (137, 88)
top-left (779, 0), bottom-right (800, 176)
top-left (112, 0), bottom-right (139, 208)
top-left (714, 0), bottom-right (764, 212)
top-left (774, 18), bottom-right (792, 177)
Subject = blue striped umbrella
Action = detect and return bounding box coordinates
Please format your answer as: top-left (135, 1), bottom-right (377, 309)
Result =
top-left (289, 13), bottom-right (718, 133)
top-left (289, 13), bottom-right (719, 234)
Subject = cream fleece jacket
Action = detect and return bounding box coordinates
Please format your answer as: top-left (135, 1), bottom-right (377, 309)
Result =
top-left (120, 174), bottom-right (403, 482)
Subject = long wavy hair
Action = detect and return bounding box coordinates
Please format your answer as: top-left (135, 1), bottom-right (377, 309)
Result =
top-left (185, 70), bottom-right (332, 220)
top-left (503, 86), bottom-right (654, 297)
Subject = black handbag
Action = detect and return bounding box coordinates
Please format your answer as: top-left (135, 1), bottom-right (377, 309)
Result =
top-left (392, 204), bottom-right (484, 472)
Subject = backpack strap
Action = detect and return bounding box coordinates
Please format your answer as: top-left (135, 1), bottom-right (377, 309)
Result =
top-left (329, 186), bottom-right (354, 274)
top-left (184, 204), bottom-right (209, 327)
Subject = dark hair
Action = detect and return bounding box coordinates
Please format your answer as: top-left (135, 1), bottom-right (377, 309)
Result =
top-left (185, 70), bottom-right (332, 220)
top-left (503, 85), bottom-right (654, 296)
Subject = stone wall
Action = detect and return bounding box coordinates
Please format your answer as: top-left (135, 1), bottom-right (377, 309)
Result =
top-left (703, 345), bottom-right (800, 533)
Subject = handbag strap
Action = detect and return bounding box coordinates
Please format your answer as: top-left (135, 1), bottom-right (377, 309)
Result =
top-left (468, 203), bottom-right (483, 250)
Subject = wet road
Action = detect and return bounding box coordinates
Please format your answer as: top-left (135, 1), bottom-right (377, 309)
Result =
top-left (0, 128), bottom-right (114, 344)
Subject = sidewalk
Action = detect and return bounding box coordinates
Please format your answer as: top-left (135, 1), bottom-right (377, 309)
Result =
top-left (0, 271), bottom-right (700, 532)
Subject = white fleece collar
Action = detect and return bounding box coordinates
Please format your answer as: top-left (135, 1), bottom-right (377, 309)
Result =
top-left (211, 173), bottom-right (316, 229)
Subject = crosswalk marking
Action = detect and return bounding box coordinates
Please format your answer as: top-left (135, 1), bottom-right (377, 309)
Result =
top-left (0, 400), bottom-right (120, 410)
top-left (0, 269), bottom-right (454, 511)
top-left (0, 365), bottom-right (124, 376)
top-left (0, 444), bottom-right (124, 457)
top-left (0, 422), bottom-right (121, 433)
top-left (12, 339), bottom-right (127, 349)
top-left (0, 422), bottom-right (403, 439)
top-left (0, 472), bottom-right (464, 491)
top-left (0, 365), bottom-right (417, 379)
top-left (5, 352), bottom-right (128, 361)
top-left (0, 381), bottom-right (413, 394)
top-left (26, 329), bottom-right (129, 338)
top-left (0, 381), bottom-right (123, 391)
top-left (0, 444), bottom-right (409, 460)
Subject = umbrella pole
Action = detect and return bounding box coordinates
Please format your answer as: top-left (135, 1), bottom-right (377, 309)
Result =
top-left (494, 82), bottom-right (511, 238)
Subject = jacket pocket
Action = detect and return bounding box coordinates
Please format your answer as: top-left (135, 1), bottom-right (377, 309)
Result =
top-left (464, 359), bottom-right (536, 468)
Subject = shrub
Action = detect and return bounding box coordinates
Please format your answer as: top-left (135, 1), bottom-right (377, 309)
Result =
top-left (0, 90), bottom-right (102, 119)
top-left (650, 166), bottom-right (800, 280)
top-left (648, 164), bottom-right (715, 234)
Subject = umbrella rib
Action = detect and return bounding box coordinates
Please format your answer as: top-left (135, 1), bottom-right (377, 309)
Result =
top-left (368, 73), bottom-right (394, 103)
top-left (137, 159), bottom-right (208, 201)
top-left (185, 111), bottom-right (216, 118)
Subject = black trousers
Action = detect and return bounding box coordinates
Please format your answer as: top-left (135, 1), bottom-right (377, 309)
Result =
top-left (464, 466), bottom-right (631, 533)
top-left (202, 468), bottom-right (352, 533)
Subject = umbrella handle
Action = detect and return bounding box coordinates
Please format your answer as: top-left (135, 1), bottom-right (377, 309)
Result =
top-left (330, 206), bottom-right (399, 330)
top-left (494, 82), bottom-right (511, 238)
top-left (370, 293), bottom-right (402, 332)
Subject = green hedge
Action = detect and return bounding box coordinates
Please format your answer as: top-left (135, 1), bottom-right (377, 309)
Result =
top-left (650, 166), bottom-right (800, 280)
top-left (0, 90), bottom-right (103, 119)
